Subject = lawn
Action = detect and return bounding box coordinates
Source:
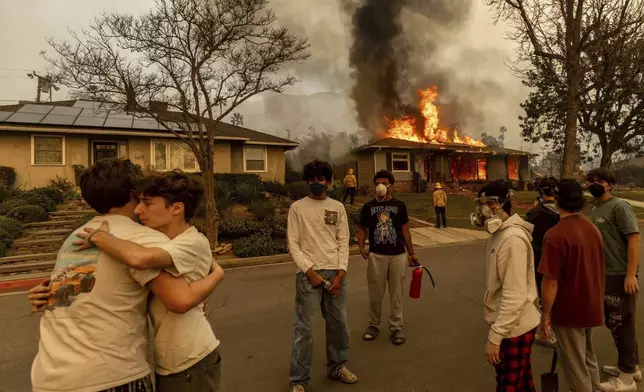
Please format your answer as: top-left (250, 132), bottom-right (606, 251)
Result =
top-left (614, 190), bottom-right (644, 202)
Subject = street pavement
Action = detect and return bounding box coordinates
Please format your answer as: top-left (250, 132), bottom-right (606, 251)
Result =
top-left (1, 241), bottom-right (643, 392)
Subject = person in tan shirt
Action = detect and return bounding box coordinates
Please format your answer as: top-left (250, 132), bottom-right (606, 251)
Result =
top-left (342, 168), bottom-right (357, 205)
top-left (433, 183), bottom-right (448, 228)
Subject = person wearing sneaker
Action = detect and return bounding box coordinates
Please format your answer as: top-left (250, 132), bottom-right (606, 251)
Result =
top-left (587, 168), bottom-right (641, 392)
top-left (471, 182), bottom-right (541, 392)
top-left (539, 180), bottom-right (605, 392)
top-left (287, 160), bottom-right (357, 392)
top-left (358, 170), bottom-right (417, 346)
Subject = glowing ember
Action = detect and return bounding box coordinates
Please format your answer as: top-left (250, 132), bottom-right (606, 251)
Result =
top-left (386, 86), bottom-right (486, 147)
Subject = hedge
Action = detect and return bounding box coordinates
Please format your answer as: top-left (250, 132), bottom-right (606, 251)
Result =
top-left (247, 200), bottom-right (276, 221)
top-left (33, 186), bottom-right (65, 204)
top-left (0, 228), bottom-right (12, 248)
top-left (0, 216), bottom-right (23, 239)
top-left (232, 229), bottom-right (288, 258)
top-left (262, 181), bottom-right (289, 197)
top-left (23, 193), bottom-right (57, 212)
top-left (232, 182), bottom-right (264, 204)
top-left (287, 181), bottom-right (310, 200)
top-left (0, 199), bottom-right (28, 214)
top-left (218, 217), bottom-right (267, 238)
top-left (7, 205), bottom-right (49, 223)
top-left (0, 242), bottom-right (6, 258)
top-left (214, 173), bottom-right (263, 190)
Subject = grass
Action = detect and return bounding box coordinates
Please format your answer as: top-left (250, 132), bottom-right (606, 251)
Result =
top-left (614, 190), bottom-right (644, 202)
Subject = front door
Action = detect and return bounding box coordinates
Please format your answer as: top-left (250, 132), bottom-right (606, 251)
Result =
top-left (93, 142), bottom-right (119, 163)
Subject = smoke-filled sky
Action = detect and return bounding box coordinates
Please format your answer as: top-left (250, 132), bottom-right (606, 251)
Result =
top-left (0, 0), bottom-right (532, 150)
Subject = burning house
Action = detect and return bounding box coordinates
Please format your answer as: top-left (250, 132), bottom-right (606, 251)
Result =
top-left (347, 87), bottom-right (533, 192)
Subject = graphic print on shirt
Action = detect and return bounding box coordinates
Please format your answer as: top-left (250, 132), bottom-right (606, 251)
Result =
top-left (325, 210), bottom-right (339, 225)
top-left (374, 209), bottom-right (397, 246)
top-left (46, 234), bottom-right (100, 310)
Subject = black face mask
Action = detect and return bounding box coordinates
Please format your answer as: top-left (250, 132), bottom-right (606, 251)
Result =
top-left (310, 182), bottom-right (327, 197)
top-left (588, 183), bottom-right (606, 198)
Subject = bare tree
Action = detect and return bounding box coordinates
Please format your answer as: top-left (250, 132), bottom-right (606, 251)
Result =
top-left (486, 0), bottom-right (644, 177)
top-left (44, 0), bottom-right (310, 245)
top-left (231, 112), bottom-right (244, 126)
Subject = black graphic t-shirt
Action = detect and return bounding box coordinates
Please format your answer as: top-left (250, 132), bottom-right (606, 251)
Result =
top-left (360, 198), bottom-right (409, 255)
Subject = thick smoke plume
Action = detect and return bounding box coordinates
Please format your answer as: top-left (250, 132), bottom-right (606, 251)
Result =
top-left (345, 0), bottom-right (490, 138)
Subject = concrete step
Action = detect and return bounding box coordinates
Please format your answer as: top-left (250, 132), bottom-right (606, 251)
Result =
top-left (24, 228), bottom-right (73, 236)
top-left (12, 237), bottom-right (65, 247)
top-left (50, 210), bottom-right (94, 216)
top-left (0, 260), bottom-right (56, 274)
top-left (24, 220), bottom-right (77, 227)
top-left (0, 252), bottom-right (58, 265)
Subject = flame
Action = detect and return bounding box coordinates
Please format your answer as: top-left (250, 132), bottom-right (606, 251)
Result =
top-left (386, 86), bottom-right (486, 147)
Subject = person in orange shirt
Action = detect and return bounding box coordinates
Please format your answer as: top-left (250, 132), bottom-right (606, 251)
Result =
top-left (433, 183), bottom-right (448, 228)
top-left (342, 169), bottom-right (357, 205)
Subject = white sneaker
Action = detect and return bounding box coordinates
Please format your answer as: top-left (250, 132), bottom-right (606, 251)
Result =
top-left (600, 376), bottom-right (637, 392)
top-left (602, 365), bottom-right (642, 382)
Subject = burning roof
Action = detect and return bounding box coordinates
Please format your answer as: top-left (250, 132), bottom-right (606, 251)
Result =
top-left (384, 86), bottom-right (486, 147)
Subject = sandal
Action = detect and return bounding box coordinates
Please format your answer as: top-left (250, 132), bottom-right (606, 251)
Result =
top-left (391, 329), bottom-right (406, 345)
top-left (362, 325), bottom-right (379, 341)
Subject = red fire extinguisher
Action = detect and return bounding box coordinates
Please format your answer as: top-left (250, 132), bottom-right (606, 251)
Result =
top-left (409, 262), bottom-right (436, 299)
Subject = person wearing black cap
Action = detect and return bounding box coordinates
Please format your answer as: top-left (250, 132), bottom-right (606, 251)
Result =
top-left (539, 179), bottom-right (605, 392)
top-left (471, 181), bottom-right (540, 392)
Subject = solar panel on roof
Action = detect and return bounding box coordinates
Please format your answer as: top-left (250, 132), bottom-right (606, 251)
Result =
top-left (42, 113), bottom-right (78, 126)
top-left (132, 118), bottom-right (160, 130)
top-left (0, 111), bottom-right (13, 121)
top-left (6, 112), bottom-right (47, 124)
top-left (50, 106), bottom-right (82, 116)
top-left (19, 104), bottom-right (54, 114)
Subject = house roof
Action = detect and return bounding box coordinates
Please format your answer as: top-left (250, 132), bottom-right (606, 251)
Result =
top-left (356, 138), bottom-right (536, 156)
top-left (0, 100), bottom-right (298, 148)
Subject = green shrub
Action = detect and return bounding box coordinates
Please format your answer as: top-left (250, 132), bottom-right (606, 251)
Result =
top-left (268, 215), bottom-right (287, 238)
top-left (0, 241), bottom-right (6, 258)
top-left (2, 199), bottom-right (28, 213)
top-left (262, 181), bottom-right (289, 197)
top-left (48, 175), bottom-right (76, 198)
top-left (287, 181), bottom-right (310, 200)
top-left (7, 205), bottom-right (49, 223)
top-left (247, 200), bottom-right (276, 221)
top-left (23, 193), bottom-right (57, 212)
top-left (359, 184), bottom-right (371, 196)
top-left (73, 212), bottom-right (99, 230)
top-left (33, 186), bottom-right (65, 204)
top-left (232, 182), bottom-right (263, 204)
top-left (0, 216), bottom-right (23, 239)
top-left (0, 166), bottom-right (16, 189)
top-left (214, 181), bottom-right (233, 213)
top-left (0, 228), bottom-right (12, 248)
top-left (328, 185), bottom-right (345, 201)
top-left (0, 187), bottom-right (22, 203)
top-left (346, 206), bottom-right (361, 225)
top-left (218, 216), bottom-right (267, 238)
top-left (214, 173), bottom-right (263, 190)
top-left (232, 229), bottom-right (288, 258)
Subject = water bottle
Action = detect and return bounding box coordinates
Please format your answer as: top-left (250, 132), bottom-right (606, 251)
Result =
top-left (323, 279), bottom-right (333, 292)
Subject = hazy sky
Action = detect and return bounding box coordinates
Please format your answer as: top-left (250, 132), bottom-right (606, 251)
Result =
top-left (0, 0), bottom-right (534, 150)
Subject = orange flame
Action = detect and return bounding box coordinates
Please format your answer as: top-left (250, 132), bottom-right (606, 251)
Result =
top-left (386, 86), bottom-right (486, 147)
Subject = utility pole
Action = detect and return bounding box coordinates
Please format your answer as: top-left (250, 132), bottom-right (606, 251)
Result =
top-left (27, 71), bottom-right (59, 103)
top-left (285, 128), bottom-right (292, 140)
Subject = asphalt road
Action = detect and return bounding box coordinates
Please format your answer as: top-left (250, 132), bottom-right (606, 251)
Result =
top-left (1, 241), bottom-right (643, 392)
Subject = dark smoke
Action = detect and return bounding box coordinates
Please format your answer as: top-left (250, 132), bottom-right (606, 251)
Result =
top-left (345, 0), bottom-right (486, 137)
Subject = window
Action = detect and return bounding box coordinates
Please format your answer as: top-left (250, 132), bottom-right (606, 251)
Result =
top-left (152, 140), bottom-right (198, 172)
top-left (392, 153), bottom-right (410, 172)
top-left (508, 156), bottom-right (519, 180)
top-left (32, 135), bottom-right (64, 165)
top-left (244, 146), bottom-right (267, 172)
top-left (456, 157), bottom-right (487, 181)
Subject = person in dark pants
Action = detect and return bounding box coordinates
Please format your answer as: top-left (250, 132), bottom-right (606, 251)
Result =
top-left (432, 183), bottom-right (447, 228)
top-left (525, 177), bottom-right (560, 296)
top-left (343, 169), bottom-right (357, 205)
top-left (587, 168), bottom-right (641, 392)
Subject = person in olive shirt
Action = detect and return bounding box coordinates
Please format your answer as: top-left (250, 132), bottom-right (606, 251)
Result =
top-left (587, 168), bottom-right (641, 392)
top-left (358, 170), bottom-right (417, 345)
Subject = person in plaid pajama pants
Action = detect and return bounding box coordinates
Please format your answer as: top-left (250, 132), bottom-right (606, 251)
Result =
top-left (495, 329), bottom-right (537, 392)
top-left (473, 183), bottom-right (541, 392)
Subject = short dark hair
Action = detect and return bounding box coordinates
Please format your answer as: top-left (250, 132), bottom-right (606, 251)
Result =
top-left (80, 158), bottom-right (142, 214)
top-left (538, 177), bottom-right (558, 197)
top-left (555, 179), bottom-right (585, 213)
top-left (373, 170), bottom-right (395, 185)
top-left (478, 181), bottom-right (512, 215)
top-left (136, 170), bottom-right (204, 221)
top-left (303, 160), bottom-right (333, 182)
top-left (586, 168), bottom-right (616, 185)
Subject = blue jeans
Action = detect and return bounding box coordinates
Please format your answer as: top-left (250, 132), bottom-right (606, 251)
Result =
top-left (289, 270), bottom-right (350, 386)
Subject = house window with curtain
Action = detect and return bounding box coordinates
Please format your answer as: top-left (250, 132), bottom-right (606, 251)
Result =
top-left (391, 153), bottom-right (410, 172)
top-left (152, 140), bottom-right (198, 172)
top-left (244, 146), bottom-right (267, 172)
top-left (32, 135), bottom-right (64, 165)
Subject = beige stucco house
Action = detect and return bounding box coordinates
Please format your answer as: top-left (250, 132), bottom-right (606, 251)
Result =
top-left (0, 101), bottom-right (298, 189)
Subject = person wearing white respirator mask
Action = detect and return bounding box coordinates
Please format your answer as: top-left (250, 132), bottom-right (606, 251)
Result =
top-left (472, 182), bottom-right (541, 392)
top-left (358, 170), bottom-right (417, 346)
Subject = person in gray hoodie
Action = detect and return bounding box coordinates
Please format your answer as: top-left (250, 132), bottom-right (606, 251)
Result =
top-left (471, 182), bottom-right (542, 392)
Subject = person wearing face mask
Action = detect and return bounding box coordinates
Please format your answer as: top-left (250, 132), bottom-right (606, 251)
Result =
top-left (343, 168), bottom-right (357, 205)
top-left (471, 182), bottom-right (541, 392)
top-left (432, 182), bottom-right (448, 228)
top-left (358, 170), bottom-right (417, 346)
top-left (286, 160), bottom-right (356, 392)
top-left (586, 168), bottom-right (641, 392)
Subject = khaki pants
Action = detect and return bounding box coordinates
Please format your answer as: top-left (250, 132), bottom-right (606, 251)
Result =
top-left (367, 253), bottom-right (407, 331)
top-left (555, 327), bottom-right (601, 392)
